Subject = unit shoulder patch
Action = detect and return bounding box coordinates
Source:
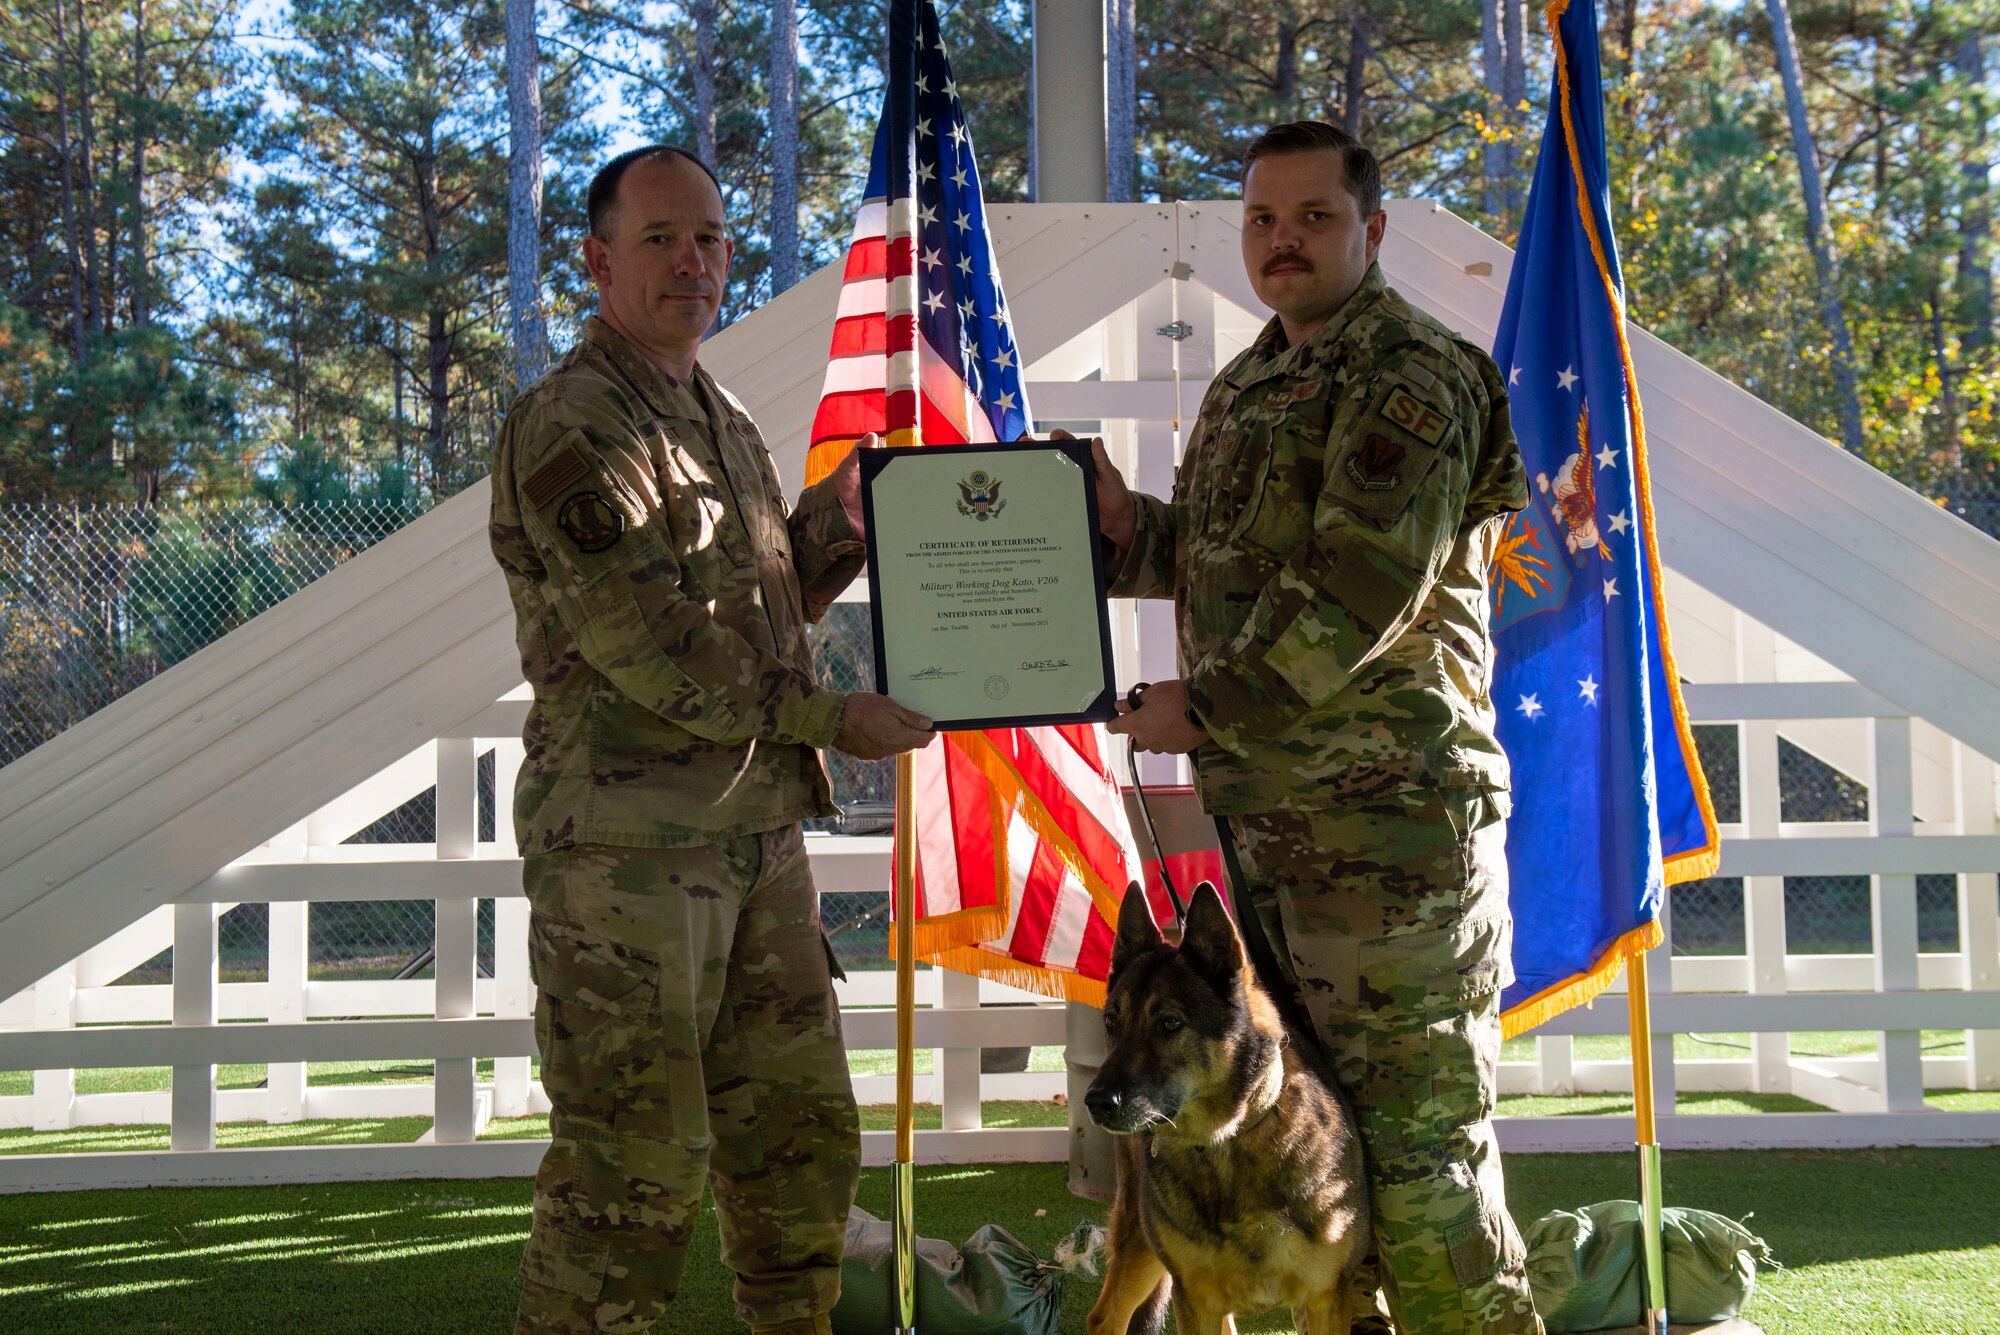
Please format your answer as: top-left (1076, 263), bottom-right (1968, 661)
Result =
top-left (557, 491), bottom-right (625, 554)
top-left (1345, 433), bottom-right (1407, 492)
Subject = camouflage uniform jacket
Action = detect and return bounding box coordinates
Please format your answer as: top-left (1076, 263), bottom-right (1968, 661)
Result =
top-left (1109, 263), bottom-right (1528, 815)
top-left (490, 316), bottom-right (863, 854)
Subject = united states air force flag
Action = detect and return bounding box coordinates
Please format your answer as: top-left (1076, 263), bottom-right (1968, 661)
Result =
top-left (1489, 0), bottom-right (1719, 1035)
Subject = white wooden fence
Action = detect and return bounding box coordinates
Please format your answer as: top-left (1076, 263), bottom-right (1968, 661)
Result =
top-left (2, 683), bottom-right (1997, 1192)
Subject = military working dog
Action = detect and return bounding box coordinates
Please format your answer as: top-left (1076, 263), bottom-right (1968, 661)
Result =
top-left (1083, 882), bottom-right (1370, 1335)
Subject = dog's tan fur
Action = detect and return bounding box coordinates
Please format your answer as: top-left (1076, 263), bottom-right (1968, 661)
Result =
top-left (1083, 883), bottom-right (1370, 1335)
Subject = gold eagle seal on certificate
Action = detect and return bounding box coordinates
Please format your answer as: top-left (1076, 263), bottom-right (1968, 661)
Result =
top-left (956, 469), bottom-right (1006, 521)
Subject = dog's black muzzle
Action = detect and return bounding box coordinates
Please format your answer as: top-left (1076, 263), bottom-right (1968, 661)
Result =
top-left (1085, 1071), bottom-right (1163, 1134)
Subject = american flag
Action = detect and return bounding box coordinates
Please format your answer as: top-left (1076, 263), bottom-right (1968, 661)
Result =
top-left (804, 0), bottom-right (1144, 1004)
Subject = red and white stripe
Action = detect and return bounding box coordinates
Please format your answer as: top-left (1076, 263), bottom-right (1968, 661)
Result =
top-left (808, 199), bottom-right (997, 479)
top-left (807, 176), bottom-right (1141, 1003)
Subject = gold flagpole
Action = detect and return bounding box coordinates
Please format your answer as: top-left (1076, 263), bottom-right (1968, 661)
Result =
top-left (1627, 944), bottom-right (1669, 1335)
top-left (892, 749), bottom-right (917, 1334)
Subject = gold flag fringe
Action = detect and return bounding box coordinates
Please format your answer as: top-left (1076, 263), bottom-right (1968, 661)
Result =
top-left (1500, 919), bottom-right (1664, 1040)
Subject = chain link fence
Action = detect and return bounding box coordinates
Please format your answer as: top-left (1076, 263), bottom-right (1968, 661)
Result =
top-left (1671, 725), bottom-right (1977, 956)
top-left (0, 501), bottom-right (429, 766)
top-left (7, 500), bottom-right (1988, 981)
top-left (1938, 465), bottom-right (2000, 541)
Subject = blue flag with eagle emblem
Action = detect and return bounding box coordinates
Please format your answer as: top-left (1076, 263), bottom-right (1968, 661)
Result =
top-left (1489, 0), bottom-right (1719, 1035)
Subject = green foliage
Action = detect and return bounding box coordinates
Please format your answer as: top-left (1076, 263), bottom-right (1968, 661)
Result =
top-left (0, 0), bottom-right (1990, 522)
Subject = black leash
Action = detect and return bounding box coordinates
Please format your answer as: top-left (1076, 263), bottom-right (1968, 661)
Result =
top-left (1123, 681), bottom-right (1325, 1060)
top-left (1123, 681), bottom-right (1188, 932)
top-left (1211, 813), bottom-right (1323, 1047)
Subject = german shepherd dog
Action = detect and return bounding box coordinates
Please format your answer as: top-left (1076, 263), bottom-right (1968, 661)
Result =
top-left (1083, 882), bottom-right (1370, 1335)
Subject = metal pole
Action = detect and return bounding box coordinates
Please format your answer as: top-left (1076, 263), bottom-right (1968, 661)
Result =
top-left (1031, 0), bottom-right (1117, 1203)
top-left (1627, 945), bottom-right (1669, 1335)
top-left (893, 749), bottom-right (918, 1335)
top-left (1030, 0), bottom-right (1108, 203)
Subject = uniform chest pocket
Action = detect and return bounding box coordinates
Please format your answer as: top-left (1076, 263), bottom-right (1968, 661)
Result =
top-left (656, 424), bottom-right (750, 570)
top-left (742, 442), bottom-right (795, 562)
top-left (1232, 380), bottom-right (1327, 556)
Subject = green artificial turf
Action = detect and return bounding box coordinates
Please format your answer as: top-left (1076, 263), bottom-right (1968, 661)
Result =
top-left (3, 1147), bottom-right (1997, 1333)
top-left (8, 1081), bottom-right (2000, 1158)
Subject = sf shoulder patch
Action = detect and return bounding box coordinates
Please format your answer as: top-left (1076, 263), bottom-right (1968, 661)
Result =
top-left (1377, 383), bottom-right (1453, 448)
top-left (1326, 375), bottom-right (1460, 526)
top-left (557, 492), bottom-right (625, 553)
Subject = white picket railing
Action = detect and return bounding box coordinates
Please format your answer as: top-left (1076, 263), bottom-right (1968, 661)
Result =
top-left (2, 684), bottom-right (1997, 1190)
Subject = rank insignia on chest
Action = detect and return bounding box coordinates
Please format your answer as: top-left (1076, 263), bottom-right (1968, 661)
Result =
top-left (1347, 433), bottom-right (1406, 491)
top-left (558, 492), bottom-right (625, 552)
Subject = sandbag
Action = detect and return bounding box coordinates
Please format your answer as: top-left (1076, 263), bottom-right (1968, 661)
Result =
top-left (1525, 1200), bottom-right (1778, 1333)
top-left (831, 1206), bottom-right (1062, 1335)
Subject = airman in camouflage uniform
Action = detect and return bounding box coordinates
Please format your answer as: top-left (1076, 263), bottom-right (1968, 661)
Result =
top-left (491, 146), bottom-right (931, 1335)
top-left (1098, 122), bottom-right (1541, 1333)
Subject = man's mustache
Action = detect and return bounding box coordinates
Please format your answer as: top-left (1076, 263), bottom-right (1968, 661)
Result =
top-left (1263, 256), bottom-right (1313, 276)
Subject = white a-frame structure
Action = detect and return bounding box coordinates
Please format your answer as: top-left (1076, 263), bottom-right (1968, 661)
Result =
top-left (3, 201), bottom-right (1997, 1189)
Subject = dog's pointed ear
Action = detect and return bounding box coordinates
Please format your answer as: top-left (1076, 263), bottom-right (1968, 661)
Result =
top-left (1111, 881), bottom-right (1164, 980)
top-left (1178, 881), bottom-right (1246, 987)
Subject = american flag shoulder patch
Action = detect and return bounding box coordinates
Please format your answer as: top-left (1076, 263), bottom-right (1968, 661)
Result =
top-left (523, 443), bottom-right (589, 509)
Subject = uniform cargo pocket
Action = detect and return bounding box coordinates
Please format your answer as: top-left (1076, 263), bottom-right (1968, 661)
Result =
top-left (530, 915), bottom-right (669, 1131)
top-left (1357, 905), bottom-right (1508, 1011)
top-left (1445, 1202), bottom-right (1525, 1287)
top-left (520, 1224), bottom-right (609, 1299)
top-left (528, 914), bottom-right (658, 1019)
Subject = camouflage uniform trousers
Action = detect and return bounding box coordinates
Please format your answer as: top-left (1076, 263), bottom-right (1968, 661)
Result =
top-left (515, 825), bottom-right (860, 1334)
top-left (1226, 787), bottom-right (1543, 1335)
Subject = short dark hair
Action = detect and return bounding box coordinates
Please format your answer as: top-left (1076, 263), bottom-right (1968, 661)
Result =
top-left (1242, 121), bottom-right (1382, 218)
top-left (587, 146), bottom-right (724, 238)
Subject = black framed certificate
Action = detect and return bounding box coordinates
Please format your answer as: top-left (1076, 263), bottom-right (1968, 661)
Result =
top-left (860, 439), bottom-right (1118, 730)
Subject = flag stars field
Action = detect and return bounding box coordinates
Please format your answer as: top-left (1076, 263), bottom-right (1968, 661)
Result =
top-left (1518, 694), bottom-right (1546, 719)
top-left (1607, 509), bottom-right (1632, 535)
top-left (1557, 365), bottom-right (1579, 390)
top-left (1578, 676), bottom-right (1600, 704)
top-left (1603, 577), bottom-right (1620, 599)
top-left (1595, 443), bottom-right (1620, 469)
